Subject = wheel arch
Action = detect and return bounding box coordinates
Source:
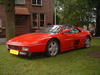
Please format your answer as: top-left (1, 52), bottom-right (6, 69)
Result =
top-left (48, 37), bottom-right (60, 45)
top-left (86, 35), bottom-right (92, 41)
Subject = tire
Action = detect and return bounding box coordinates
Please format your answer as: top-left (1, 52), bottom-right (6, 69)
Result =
top-left (46, 39), bottom-right (59, 57)
top-left (84, 37), bottom-right (91, 48)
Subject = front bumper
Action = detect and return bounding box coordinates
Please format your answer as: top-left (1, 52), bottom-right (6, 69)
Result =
top-left (8, 49), bottom-right (29, 56)
top-left (7, 42), bottom-right (46, 56)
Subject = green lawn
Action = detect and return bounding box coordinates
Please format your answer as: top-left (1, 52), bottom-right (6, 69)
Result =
top-left (0, 38), bottom-right (100, 75)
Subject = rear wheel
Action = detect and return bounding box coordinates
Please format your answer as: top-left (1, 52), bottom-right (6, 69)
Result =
top-left (46, 39), bottom-right (59, 57)
top-left (84, 37), bottom-right (91, 48)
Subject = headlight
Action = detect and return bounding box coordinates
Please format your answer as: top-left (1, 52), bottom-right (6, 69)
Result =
top-left (22, 47), bottom-right (29, 51)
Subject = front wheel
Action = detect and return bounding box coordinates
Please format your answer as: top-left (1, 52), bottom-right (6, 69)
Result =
top-left (46, 39), bottom-right (59, 57)
top-left (84, 37), bottom-right (91, 48)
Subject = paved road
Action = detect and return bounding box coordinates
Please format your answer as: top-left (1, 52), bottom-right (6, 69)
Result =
top-left (0, 38), bottom-right (6, 44)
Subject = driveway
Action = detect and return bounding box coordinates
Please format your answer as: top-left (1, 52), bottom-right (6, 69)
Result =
top-left (0, 38), bottom-right (6, 44)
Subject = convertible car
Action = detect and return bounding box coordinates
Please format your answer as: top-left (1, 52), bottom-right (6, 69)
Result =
top-left (6, 25), bottom-right (92, 57)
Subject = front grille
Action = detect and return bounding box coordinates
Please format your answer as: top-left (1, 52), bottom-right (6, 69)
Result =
top-left (8, 45), bottom-right (20, 50)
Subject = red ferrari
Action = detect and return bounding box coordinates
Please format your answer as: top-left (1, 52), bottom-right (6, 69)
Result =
top-left (6, 25), bottom-right (92, 57)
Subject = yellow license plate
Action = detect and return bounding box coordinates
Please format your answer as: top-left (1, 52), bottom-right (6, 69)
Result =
top-left (10, 49), bottom-right (19, 55)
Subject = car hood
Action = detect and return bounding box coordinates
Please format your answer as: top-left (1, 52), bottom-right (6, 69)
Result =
top-left (7, 33), bottom-right (52, 46)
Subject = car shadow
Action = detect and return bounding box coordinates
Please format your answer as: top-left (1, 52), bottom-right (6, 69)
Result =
top-left (17, 49), bottom-right (84, 60)
top-left (60, 48), bottom-right (85, 54)
top-left (14, 48), bottom-right (88, 60)
top-left (17, 53), bottom-right (49, 60)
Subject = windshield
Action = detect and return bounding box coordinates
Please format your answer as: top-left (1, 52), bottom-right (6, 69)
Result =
top-left (48, 25), bottom-right (62, 33)
top-left (37, 25), bottom-right (63, 33)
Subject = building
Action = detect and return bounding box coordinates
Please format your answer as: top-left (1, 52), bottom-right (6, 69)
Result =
top-left (0, 0), bottom-right (54, 37)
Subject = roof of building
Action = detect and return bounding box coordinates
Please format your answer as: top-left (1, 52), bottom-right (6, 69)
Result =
top-left (15, 7), bottom-right (30, 15)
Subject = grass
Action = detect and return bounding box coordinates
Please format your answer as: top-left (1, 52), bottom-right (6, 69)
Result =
top-left (0, 38), bottom-right (100, 75)
top-left (0, 0), bottom-right (3, 4)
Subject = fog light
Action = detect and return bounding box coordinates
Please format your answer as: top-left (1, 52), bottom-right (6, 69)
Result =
top-left (22, 47), bottom-right (29, 51)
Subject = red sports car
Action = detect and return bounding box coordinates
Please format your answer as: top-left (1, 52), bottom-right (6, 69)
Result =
top-left (6, 25), bottom-right (92, 57)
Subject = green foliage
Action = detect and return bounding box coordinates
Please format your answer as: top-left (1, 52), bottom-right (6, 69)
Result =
top-left (56, 0), bottom-right (96, 27)
top-left (86, 0), bottom-right (100, 7)
top-left (0, 0), bottom-right (4, 3)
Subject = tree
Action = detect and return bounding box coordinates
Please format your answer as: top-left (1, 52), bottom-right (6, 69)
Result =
top-left (89, 0), bottom-right (100, 36)
top-left (57, 0), bottom-right (100, 36)
top-left (4, 0), bottom-right (15, 40)
top-left (96, 3), bottom-right (100, 36)
top-left (56, 0), bottom-right (92, 27)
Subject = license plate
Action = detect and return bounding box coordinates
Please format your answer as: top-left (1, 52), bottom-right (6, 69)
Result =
top-left (10, 49), bottom-right (19, 55)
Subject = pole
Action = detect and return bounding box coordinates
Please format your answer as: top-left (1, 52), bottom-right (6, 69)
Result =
top-left (55, 0), bottom-right (56, 25)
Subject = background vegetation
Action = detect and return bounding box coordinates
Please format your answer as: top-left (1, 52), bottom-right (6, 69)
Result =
top-left (56, 0), bottom-right (95, 26)
top-left (56, 0), bottom-right (100, 36)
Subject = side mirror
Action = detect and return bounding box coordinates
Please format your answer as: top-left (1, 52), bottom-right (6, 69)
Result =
top-left (62, 29), bottom-right (71, 34)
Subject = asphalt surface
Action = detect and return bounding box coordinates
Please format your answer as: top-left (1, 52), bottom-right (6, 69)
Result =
top-left (0, 38), bottom-right (6, 44)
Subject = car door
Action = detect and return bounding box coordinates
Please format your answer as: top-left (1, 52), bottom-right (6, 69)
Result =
top-left (71, 27), bottom-right (85, 48)
top-left (61, 32), bottom-right (74, 51)
top-left (60, 25), bottom-right (75, 51)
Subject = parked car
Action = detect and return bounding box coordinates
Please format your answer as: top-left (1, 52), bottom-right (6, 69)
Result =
top-left (6, 25), bottom-right (92, 57)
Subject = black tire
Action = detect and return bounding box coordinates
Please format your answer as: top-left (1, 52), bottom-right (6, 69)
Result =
top-left (84, 37), bottom-right (91, 48)
top-left (46, 39), bottom-right (59, 57)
